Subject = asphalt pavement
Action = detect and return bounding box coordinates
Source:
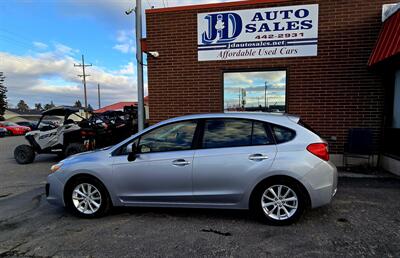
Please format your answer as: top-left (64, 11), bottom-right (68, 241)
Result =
top-left (0, 136), bottom-right (399, 257)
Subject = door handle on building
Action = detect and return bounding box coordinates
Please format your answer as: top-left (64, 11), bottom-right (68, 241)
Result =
top-left (172, 159), bottom-right (191, 166)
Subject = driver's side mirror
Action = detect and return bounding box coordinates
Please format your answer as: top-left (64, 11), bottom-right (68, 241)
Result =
top-left (127, 142), bottom-right (138, 162)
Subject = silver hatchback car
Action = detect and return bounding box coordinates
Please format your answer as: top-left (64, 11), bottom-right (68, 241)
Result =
top-left (46, 113), bottom-right (337, 225)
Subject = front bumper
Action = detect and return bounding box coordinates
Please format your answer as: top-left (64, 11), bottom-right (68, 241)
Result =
top-left (46, 173), bottom-right (65, 206)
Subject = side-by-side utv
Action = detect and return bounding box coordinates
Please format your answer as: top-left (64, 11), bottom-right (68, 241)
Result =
top-left (13, 106), bottom-right (138, 164)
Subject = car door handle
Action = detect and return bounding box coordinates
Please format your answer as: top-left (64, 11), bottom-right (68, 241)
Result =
top-left (248, 154), bottom-right (269, 161)
top-left (172, 159), bottom-right (191, 166)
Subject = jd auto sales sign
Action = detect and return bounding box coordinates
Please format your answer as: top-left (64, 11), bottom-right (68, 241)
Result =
top-left (197, 4), bottom-right (318, 61)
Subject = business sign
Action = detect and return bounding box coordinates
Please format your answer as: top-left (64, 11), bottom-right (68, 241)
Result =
top-left (197, 4), bottom-right (319, 61)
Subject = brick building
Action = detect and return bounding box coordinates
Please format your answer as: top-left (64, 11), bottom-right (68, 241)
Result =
top-left (144, 0), bottom-right (399, 172)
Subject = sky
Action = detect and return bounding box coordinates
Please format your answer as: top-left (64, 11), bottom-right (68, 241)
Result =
top-left (0, 0), bottom-right (237, 109)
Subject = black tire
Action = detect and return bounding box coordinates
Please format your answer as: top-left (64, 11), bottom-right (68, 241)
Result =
top-left (57, 152), bottom-right (65, 159)
top-left (65, 176), bottom-right (111, 218)
top-left (14, 144), bottom-right (35, 164)
top-left (250, 178), bottom-right (307, 226)
top-left (65, 142), bottom-right (86, 157)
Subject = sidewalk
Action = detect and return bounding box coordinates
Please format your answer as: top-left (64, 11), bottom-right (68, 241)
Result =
top-left (338, 166), bottom-right (400, 179)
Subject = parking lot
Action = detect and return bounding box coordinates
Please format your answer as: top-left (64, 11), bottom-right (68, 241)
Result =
top-left (0, 136), bottom-right (399, 257)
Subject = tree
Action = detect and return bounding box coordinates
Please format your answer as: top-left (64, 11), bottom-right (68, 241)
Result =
top-left (0, 72), bottom-right (7, 118)
top-left (74, 100), bottom-right (82, 108)
top-left (44, 101), bottom-right (55, 110)
top-left (17, 100), bottom-right (29, 112)
top-left (34, 103), bottom-right (42, 111)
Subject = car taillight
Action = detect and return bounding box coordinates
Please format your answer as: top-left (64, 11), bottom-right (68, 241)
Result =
top-left (307, 143), bottom-right (329, 161)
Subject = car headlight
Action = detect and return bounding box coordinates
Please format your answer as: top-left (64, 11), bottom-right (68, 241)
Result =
top-left (50, 162), bottom-right (63, 173)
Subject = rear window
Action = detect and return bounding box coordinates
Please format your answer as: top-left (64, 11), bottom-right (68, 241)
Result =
top-left (271, 125), bottom-right (296, 144)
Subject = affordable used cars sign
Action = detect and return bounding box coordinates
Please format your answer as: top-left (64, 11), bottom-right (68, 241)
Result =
top-left (197, 4), bottom-right (319, 61)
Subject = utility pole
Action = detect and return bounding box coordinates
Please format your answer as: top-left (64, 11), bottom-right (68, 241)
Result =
top-left (264, 81), bottom-right (268, 112)
top-left (238, 88), bottom-right (241, 109)
top-left (74, 55), bottom-right (92, 118)
top-left (135, 0), bottom-right (145, 131)
top-left (97, 83), bottom-right (101, 109)
top-left (126, 0), bottom-right (145, 131)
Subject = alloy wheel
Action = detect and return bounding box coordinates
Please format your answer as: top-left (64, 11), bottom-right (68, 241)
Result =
top-left (72, 183), bottom-right (102, 215)
top-left (261, 185), bottom-right (298, 220)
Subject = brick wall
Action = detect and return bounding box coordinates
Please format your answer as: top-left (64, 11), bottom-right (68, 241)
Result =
top-left (146, 0), bottom-right (396, 153)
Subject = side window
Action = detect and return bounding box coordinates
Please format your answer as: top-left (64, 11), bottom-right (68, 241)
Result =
top-left (202, 119), bottom-right (252, 148)
top-left (252, 121), bottom-right (273, 145)
top-left (138, 120), bottom-right (197, 153)
top-left (271, 124), bottom-right (296, 144)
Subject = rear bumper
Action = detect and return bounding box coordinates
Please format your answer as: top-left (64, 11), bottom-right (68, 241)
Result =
top-left (302, 161), bottom-right (338, 208)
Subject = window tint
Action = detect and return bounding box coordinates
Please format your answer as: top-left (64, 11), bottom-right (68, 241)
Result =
top-left (271, 125), bottom-right (296, 144)
top-left (252, 121), bottom-right (273, 145)
top-left (138, 121), bottom-right (197, 153)
top-left (202, 119), bottom-right (252, 148)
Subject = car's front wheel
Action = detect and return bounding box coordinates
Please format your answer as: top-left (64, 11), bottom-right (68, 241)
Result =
top-left (251, 179), bottom-right (307, 226)
top-left (65, 177), bottom-right (111, 218)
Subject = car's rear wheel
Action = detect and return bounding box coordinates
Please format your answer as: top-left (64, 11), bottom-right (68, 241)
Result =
top-left (65, 177), bottom-right (111, 218)
top-left (14, 144), bottom-right (35, 164)
top-left (251, 179), bottom-right (307, 225)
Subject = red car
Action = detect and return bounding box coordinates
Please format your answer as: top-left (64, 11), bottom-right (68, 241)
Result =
top-left (0, 121), bottom-right (31, 136)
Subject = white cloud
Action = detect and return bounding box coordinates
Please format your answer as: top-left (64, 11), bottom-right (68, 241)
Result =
top-left (113, 30), bottom-right (135, 54)
top-left (33, 41), bottom-right (48, 50)
top-left (115, 62), bottom-right (135, 75)
top-left (54, 43), bottom-right (78, 55)
top-left (113, 44), bottom-right (131, 54)
top-left (0, 44), bottom-right (140, 108)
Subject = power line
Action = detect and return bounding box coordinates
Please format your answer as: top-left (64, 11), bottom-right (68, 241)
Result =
top-left (74, 54), bottom-right (92, 118)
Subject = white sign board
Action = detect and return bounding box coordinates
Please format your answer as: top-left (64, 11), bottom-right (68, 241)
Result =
top-left (197, 4), bottom-right (319, 61)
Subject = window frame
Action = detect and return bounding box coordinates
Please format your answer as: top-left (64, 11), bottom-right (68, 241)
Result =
top-left (221, 68), bottom-right (288, 113)
top-left (195, 118), bottom-right (275, 150)
top-left (112, 119), bottom-right (201, 156)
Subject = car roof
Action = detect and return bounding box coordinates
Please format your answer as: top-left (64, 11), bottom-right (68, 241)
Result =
top-left (159, 112), bottom-right (300, 126)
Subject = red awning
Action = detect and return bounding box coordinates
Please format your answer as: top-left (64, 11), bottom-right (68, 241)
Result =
top-left (368, 10), bottom-right (400, 66)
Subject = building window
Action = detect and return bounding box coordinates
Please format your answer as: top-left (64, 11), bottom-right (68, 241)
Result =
top-left (223, 70), bottom-right (286, 112)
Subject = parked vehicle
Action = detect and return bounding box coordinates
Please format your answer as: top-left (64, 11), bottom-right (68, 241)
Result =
top-left (13, 106), bottom-right (137, 164)
top-left (46, 113), bottom-right (337, 225)
top-left (0, 121), bottom-right (31, 136)
top-left (16, 121), bottom-right (38, 130)
top-left (0, 127), bottom-right (7, 137)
